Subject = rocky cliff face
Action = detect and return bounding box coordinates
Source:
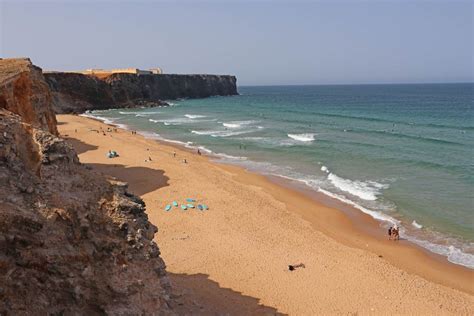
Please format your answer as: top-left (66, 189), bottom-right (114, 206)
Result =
top-left (0, 59), bottom-right (173, 314)
top-left (45, 71), bottom-right (238, 113)
top-left (0, 58), bottom-right (58, 135)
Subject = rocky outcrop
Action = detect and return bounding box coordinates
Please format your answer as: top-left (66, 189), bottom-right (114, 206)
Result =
top-left (0, 59), bottom-right (173, 314)
top-left (45, 71), bottom-right (238, 113)
top-left (0, 58), bottom-right (57, 135)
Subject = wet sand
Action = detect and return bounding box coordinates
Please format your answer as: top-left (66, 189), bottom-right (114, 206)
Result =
top-left (57, 114), bottom-right (474, 315)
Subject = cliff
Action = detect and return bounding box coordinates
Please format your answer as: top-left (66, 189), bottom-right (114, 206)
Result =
top-left (0, 58), bottom-right (57, 135)
top-left (45, 71), bottom-right (238, 113)
top-left (0, 59), bottom-right (173, 313)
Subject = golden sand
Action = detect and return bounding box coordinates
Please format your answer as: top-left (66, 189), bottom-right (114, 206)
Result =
top-left (58, 114), bottom-right (474, 315)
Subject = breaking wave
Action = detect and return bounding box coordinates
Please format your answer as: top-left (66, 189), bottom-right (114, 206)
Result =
top-left (327, 173), bottom-right (388, 201)
top-left (185, 114), bottom-right (207, 119)
top-left (287, 133), bottom-right (316, 142)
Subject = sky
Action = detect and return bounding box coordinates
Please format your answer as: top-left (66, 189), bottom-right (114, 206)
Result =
top-left (0, 0), bottom-right (472, 85)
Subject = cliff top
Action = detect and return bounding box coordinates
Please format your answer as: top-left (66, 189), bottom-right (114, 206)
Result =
top-left (0, 58), bottom-right (36, 84)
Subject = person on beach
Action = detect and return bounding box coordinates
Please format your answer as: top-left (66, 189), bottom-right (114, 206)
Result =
top-left (388, 224), bottom-right (400, 241)
top-left (173, 151), bottom-right (176, 158)
top-left (183, 158), bottom-right (187, 164)
top-left (392, 224), bottom-right (400, 240)
top-left (197, 149), bottom-right (201, 156)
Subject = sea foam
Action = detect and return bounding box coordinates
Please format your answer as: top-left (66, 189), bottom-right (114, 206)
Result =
top-left (327, 173), bottom-right (387, 201)
top-left (223, 122), bottom-right (241, 128)
top-left (288, 133), bottom-right (316, 142)
top-left (185, 114), bottom-right (207, 119)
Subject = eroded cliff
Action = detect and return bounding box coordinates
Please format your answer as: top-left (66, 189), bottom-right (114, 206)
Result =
top-left (0, 59), bottom-right (173, 314)
top-left (45, 71), bottom-right (238, 113)
top-left (0, 58), bottom-right (57, 134)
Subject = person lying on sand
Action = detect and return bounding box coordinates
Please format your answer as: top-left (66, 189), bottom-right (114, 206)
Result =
top-left (288, 263), bottom-right (305, 271)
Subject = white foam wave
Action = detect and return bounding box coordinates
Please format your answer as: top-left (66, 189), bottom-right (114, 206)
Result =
top-left (119, 111), bottom-right (160, 115)
top-left (223, 123), bottom-right (241, 128)
top-left (321, 165), bottom-right (329, 173)
top-left (136, 130), bottom-right (162, 140)
top-left (191, 130), bottom-right (215, 135)
top-left (222, 120), bottom-right (259, 128)
top-left (150, 117), bottom-right (194, 125)
top-left (191, 129), bottom-right (254, 138)
top-left (237, 136), bottom-right (302, 147)
top-left (214, 152), bottom-right (248, 160)
top-left (185, 114), bottom-right (207, 119)
top-left (80, 113), bottom-right (128, 129)
top-left (317, 188), bottom-right (398, 224)
top-left (197, 146), bottom-right (213, 154)
top-left (409, 237), bottom-right (474, 269)
top-left (412, 220), bottom-right (423, 229)
top-left (80, 113), bottom-right (114, 125)
top-left (327, 173), bottom-right (388, 201)
top-left (149, 119), bottom-right (159, 123)
top-left (288, 133), bottom-right (316, 142)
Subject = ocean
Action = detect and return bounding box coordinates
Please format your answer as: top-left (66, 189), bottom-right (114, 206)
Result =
top-left (85, 83), bottom-right (474, 269)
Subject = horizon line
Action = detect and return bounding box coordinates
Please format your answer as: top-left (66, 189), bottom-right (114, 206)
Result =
top-left (238, 81), bottom-right (474, 87)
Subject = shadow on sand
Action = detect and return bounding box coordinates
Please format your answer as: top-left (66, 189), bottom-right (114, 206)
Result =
top-left (63, 135), bottom-right (281, 314)
top-left (169, 272), bottom-right (286, 315)
top-left (86, 163), bottom-right (169, 196)
top-left (63, 136), bottom-right (168, 195)
top-left (65, 137), bottom-right (99, 155)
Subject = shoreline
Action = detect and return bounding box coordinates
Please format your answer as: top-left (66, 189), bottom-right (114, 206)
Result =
top-left (57, 114), bottom-right (473, 313)
top-left (82, 112), bottom-right (473, 272)
top-left (76, 113), bottom-right (473, 292)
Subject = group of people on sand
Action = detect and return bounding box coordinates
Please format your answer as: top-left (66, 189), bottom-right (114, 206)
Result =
top-left (96, 126), bottom-right (118, 136)
top-left (388, 224), bottom-right (400, 241)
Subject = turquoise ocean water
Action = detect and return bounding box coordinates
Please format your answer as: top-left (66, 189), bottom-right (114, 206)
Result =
top-left (86, 83), bottom-right (474, 268)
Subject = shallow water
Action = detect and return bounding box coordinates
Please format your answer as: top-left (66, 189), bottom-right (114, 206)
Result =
top-left (87, 83), bottom-right (474, 268)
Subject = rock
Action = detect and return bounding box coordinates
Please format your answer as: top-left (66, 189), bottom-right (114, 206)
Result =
top-left (0, 58), bottom-right (174, 314)
top-left (0, 58), bottom-right (57, 134)
top-left (44, 71), bottom-right (238, 113)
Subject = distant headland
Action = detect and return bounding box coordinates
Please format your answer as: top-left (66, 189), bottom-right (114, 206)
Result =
top-left (43, 65), bottom-right (238, 113)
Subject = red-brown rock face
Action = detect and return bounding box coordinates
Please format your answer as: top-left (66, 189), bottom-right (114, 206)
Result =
top-left (0, 58), bottom-right (58, 135)
top-left (0, 59), bottom-right (174, 314)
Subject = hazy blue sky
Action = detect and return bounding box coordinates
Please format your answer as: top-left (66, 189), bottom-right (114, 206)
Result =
top-left (1, 0), bottom-right (472, 85)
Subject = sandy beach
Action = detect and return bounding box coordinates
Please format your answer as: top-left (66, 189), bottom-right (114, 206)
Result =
top-left (57, 114), bottom-right (474, 315)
